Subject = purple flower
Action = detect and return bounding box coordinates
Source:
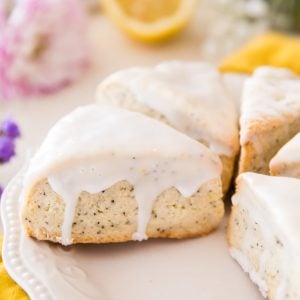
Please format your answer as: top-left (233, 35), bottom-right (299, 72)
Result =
top-left (0, 136), bottom-right (15, 163)
top-left (0, 185), bottom-right (3, 199)
top-left (1, 118), bottom-right (20, 138)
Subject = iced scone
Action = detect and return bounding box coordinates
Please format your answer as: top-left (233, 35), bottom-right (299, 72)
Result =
top-left (96, 61), bottom-right (239, 194)
top-left (239, 67), bottom-right (300, 174)
top-left (270, 133), bottom-right (300, 178)
top-left (228, 173), bottom-right (300, 300)
top-left (21, 105), bottom-right (224, 245)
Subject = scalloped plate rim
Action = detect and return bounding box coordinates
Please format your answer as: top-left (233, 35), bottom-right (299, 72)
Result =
top-left (1, 170), bottom-right (53, 300)
top-left (1, 170), bottom-right (263, 300)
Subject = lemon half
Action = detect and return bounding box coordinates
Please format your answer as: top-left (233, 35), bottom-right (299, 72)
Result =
top-left (102, 0), bottom-right (197, 42)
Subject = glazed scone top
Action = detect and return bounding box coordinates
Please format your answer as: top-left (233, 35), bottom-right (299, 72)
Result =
top-left (270, 132), bottom-right (300, 170)
top-left (96, 61), bottom-right (239, 157)
top-left (22, 105), bottom-right (222, 245)
top-left (233, 172), bottom-right (300, 252)
top-left (240, 67), bottom-right (300, 145)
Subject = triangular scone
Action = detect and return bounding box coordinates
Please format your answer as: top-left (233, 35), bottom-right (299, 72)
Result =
top-left (239, 67), bottom-right (300, 174)
top-left (96, 61), bottom-right (239, 194)
top-left (21, 105), bottom-right (223, 246)
top-left (270, 132), bottom-right (300, 178)
top-left (228, 173), bottom-right (300, 300)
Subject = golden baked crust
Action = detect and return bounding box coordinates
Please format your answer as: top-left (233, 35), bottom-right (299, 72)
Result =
top-left (219, 154), bottom-right (237, 195)
top-left (22, 178), bottom-right (224, 244)
top-left (228, 206), bottom-right (278, 300)
top-left (239, 67), bottom-right (300, 175)
top-left (239, 115), bottom-right (300, 174)
top-left (269, 133), bottom-right (300, 178)
top-left (270, 162), bottom-right (300, 178)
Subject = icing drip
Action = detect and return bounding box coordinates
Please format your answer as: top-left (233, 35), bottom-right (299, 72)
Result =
top-left (230, 248), bottom-right (268, 297)
top-left (22, 105), bottom-right (221, 245)
top-left (97, 61), bottom-right (239, 157)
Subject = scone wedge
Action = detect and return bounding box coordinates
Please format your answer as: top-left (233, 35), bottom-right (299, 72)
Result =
top-left (228, 173), bottom-right (300, 300)
top-left (22, 105), bottom-right (224, 245)
top-left (270, 132), bottom-right (300, 178)
top-left (239, 67), bottom-right (300, 174)
top-left (96, 61), bottom-right (239, 194)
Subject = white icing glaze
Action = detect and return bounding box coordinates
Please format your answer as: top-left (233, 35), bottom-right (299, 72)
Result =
top-left (276, 253), bottom-right (290, 300)
top-left (230, 248), bottom-right (268, 298)
top-left (240, 67), bottom-right (300, 148)
top-left (270, 132), bottom-right (300, 176)
top-left (233, 172), bottom-right (300, 251)
top-left (22, 105), bottom-right (222, 245)
top-left (96, 61), bottom-right (239, 157)
top-left (232, 172), bottom-right (300, 299)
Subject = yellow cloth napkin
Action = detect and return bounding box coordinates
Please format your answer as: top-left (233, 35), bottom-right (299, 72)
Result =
top-left (219, 33), bottom-right (300, 75)
top-left (0, 236), bottom-right (28, 300)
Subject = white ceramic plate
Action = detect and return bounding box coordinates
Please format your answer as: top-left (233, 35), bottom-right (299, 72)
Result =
top-left (1, 171), bottom-right (262, 300)
top-left (0, 11), bottom-right (254, 299)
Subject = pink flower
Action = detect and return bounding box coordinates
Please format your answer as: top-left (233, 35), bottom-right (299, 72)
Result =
top-left (0, 0), bottom-right (89, 99)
